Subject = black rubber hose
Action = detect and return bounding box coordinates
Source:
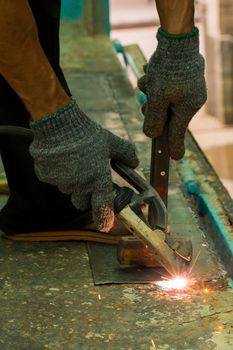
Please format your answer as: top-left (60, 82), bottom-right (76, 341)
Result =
top-left (0, 125), bottom-right (33, 140)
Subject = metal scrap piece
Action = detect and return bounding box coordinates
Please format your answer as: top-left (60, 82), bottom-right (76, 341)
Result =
top-left (87, 242), bottom-right (228, 290)
top-left (87, 242), bottom-right (169, 285)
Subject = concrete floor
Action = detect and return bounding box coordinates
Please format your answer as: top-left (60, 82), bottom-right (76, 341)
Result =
top-left (0, 24), bottom-right (232, 349)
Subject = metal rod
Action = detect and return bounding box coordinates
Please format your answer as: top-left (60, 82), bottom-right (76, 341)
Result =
top-left (149, 123), bottom-right (170, 228)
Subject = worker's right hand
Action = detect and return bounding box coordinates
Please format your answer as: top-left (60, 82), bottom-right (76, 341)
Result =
top-left (29, 99), bottom-right (139, 232)
top-left (138, 28), bottom-right (207, 160)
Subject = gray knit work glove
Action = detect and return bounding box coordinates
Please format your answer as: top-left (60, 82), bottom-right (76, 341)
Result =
top-left (138, 27), bottom-right (207, 160)
top-left (29, 99), bottom-right (139, 232)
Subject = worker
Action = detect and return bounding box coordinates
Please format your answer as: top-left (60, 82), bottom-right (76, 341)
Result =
top-left (0, 1), bottom-right (207, 237)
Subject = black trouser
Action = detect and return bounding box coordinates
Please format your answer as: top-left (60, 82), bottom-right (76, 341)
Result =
top-left (0, 0), bottom-right (83, 234)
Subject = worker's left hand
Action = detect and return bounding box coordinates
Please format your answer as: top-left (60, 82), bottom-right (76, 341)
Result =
top-left (138, 28), bottom-right (207, 160)
top-left (29, 100), bottom-right (139, 232)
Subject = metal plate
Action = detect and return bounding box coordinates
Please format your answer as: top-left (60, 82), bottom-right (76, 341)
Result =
top-left (87, 242), bottom-right (169, 285)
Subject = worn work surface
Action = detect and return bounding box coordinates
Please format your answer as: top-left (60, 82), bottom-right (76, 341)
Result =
top-left (0, 24), bottom-right (233, 350)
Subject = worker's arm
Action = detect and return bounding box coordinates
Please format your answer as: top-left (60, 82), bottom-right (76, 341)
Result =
top-left (0, 0), bottom-right (69, 120)
top-left (155, 0), bottom-right (194, 34)
top-left (0, 0), bottom-right (139, 231)
top-left (138, 0), bottom-right (207, 160)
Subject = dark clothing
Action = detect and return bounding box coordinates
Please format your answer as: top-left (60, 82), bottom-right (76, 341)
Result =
top-left (0, 0), bottom-right (83, 234)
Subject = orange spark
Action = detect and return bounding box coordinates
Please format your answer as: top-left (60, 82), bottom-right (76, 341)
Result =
top-left (151, 339), bottom-right (156, 348)
top-left (215, 325), bottom-right (224, 334)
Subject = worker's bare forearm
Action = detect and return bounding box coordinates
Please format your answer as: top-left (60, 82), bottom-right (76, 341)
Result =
top-left (0, 0), bottom-right (69, 120)
top-left (155, 0), bottom-right (195, 34)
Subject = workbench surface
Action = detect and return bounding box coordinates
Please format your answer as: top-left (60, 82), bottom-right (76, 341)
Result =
top-left (0, 23), bottom-right (232, 350)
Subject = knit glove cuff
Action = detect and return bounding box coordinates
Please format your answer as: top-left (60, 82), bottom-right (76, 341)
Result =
top-left (30, 99), bottom-right (99, 147)
top-left (156, 27), bottom-right (200, 59)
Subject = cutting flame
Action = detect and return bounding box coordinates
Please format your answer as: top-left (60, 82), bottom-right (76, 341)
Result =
top-left (155, 277), bottom-right (189, 290)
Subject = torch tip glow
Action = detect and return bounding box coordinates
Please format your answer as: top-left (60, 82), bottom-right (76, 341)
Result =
top-left (155, 277), bottom-right (189, 290)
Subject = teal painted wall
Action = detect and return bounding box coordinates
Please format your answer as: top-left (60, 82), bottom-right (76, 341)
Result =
top-left (61, 0), bottom-right (83, 21)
